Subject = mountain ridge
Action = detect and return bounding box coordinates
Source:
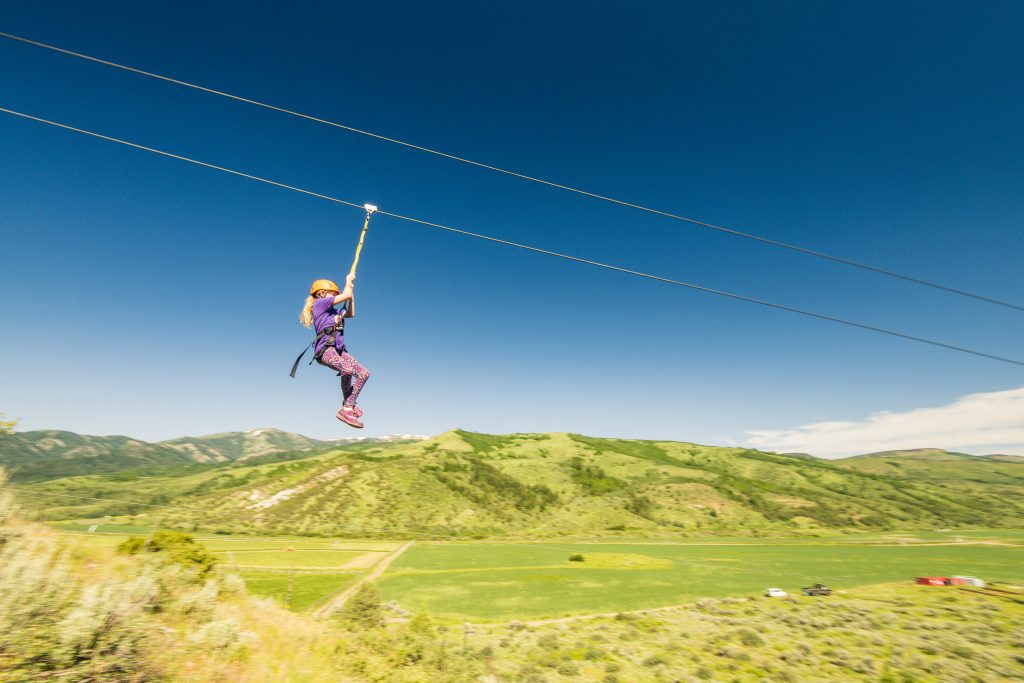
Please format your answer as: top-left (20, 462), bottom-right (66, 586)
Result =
top-left (16, 429), bottom-right (1024, 538)
top-left (835, 447), bottom-right (1018, 462)
top-left (0, 428), bottom-right (423, 481)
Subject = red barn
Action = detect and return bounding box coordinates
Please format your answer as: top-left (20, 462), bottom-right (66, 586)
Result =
top-left (915, 576), bottom-right (950, 586)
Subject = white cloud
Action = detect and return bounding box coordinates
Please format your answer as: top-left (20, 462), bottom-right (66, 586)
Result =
top-left (744, 387), bottom-right (1024, 458)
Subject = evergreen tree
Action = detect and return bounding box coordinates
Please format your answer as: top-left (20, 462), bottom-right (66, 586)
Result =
top-left (340, 582), bottom-right (382, 629)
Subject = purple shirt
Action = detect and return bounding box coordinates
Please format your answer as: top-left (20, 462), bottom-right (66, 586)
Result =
top-left (312, 296), bottom-right (347, 355)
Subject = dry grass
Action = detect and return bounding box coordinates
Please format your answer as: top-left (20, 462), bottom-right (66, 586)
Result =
top-left (3, 472), bottom-right (1023, 682)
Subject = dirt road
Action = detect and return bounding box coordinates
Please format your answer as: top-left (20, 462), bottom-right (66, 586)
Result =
top-left (313, 541), bottom-right (413, 618)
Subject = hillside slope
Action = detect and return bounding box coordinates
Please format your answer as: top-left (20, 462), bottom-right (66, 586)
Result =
top-left (833, 448), bottom-right (1024, 482)
top-left (0, 430), bottom-right (196, 481)
top-left (18, 430), bottom-right (1024, 537)
top-left (0, 428), bottom-right (408, 481)
top-left (158, 428), bottom-right (338, 463)
top-left (833, 448), bottom-right (1024, 514)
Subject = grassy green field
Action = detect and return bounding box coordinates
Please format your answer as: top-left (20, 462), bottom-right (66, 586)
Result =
top-left (237, 570), bottom-right (360, 610)
top-left (838, 528), bottom-right (1024, 544)
top-left (218, 549), bottom-right (365, 568)
top-left (518, 527), bottom-right (1024, 545)
top-left (57, 530), bottom-right (398, 611)
top-left (378, 539), bottom-right (1024, 621)
top-left (56, 525), bottom-right (1024, 623)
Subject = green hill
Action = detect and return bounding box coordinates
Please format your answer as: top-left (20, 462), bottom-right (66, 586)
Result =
top-left (0, 428), bottom-right (421, 482)
top-left (0, 430), bottom-right (197, 481)
top-left (14, 430), bottom-right (1024, 537)
top-left (833, 448), bottom-right (1024, 482)
top-left (157, 428), bottom-right (339, 463)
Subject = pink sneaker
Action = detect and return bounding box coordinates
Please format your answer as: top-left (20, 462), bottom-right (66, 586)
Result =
top-left (348, 405), bottom-right (363, 418)
top-left (335, 406), bottom-right (364, 429)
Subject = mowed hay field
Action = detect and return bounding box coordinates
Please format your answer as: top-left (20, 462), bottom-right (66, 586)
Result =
top-left (377, 539), bottom-right (1024, 621)
top-left (59, 530), bottom-right (400, 611)
top-left (206, 536), bottom-right (398, 610)
top-left (56, 526), bottom-right (1024, 620)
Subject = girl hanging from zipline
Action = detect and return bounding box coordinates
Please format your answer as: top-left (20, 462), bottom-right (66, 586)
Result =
top-left (299, 275), bottom-right (371, 428)
top-left (290, 204), bottom-right (376, 428)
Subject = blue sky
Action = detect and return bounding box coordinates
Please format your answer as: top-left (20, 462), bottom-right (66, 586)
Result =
top-left (2, 1), bottom-right (1023, 453)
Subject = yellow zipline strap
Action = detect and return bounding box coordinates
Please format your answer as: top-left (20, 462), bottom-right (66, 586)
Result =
top-left (349, 204), bottom-right (378, 276)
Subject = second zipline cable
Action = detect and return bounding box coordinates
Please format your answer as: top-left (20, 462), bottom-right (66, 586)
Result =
top-left (1, 30), bottom-right (1021, 313)
top-left (2, 104), bottom-right (1023, 369)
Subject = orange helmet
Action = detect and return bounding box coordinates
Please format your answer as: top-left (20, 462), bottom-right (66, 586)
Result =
top-left (309, 279), bottom-right (339, 295)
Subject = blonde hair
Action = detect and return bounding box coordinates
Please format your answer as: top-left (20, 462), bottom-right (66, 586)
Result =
top-left (300, 295), bottom-right (315, 328)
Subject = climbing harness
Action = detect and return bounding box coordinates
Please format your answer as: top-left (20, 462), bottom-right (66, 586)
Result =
top-left (289, 204), bottom-right (377, 378)
top-left (289, 317), bottom-right (345, 378)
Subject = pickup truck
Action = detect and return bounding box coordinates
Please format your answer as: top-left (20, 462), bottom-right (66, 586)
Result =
top-left (802, 583), bottom-right (832, 596)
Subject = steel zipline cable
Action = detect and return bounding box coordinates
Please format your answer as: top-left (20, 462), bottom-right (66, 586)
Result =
top-left (2, 30), bottom-right (1022, 313)
top-left (2, 105), bottom-right (1023, 369)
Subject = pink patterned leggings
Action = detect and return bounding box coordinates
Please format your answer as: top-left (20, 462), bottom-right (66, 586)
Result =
top-left (318, 347), bottom-right (370, 407)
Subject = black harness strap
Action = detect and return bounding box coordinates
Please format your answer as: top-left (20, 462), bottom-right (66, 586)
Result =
top-left (289, 323), bottom-right (342, 378)
top-left (290, 304), bottom-right (348, 378)
top-left (290, 313), bottom-right (350, 376)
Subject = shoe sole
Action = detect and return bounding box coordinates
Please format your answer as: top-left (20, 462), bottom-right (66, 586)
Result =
top-left (336, 412), bottom-right (364, 429)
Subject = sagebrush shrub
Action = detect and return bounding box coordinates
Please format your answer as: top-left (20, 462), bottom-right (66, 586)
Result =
top-left (0, 527), bottom-right (164, 680)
